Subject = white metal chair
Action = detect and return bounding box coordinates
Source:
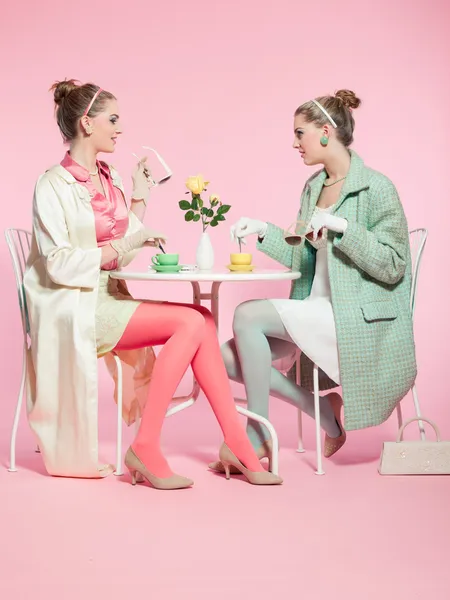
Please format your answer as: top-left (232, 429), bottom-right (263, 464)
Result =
top-left (296, 228), bottom-right (428, 475)
top-left (5, 228), bottom-right (124, 475)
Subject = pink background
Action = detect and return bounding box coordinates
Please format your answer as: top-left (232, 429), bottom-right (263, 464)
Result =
top-left (1, 1), bottom-right (450, 598)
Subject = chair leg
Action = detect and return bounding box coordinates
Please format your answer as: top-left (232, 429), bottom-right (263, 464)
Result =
top-left (9, 345), bottom-right (27, 472)
top-left (411, 384), bottom-right (426, 441)
top-left (114, 355), bottom-right (123, 476)
top-left (313, 364), bottom-right (324, 475)
top-left (295, 352), bottom-right (305, 453)
top-left (396, 403), bottom-right (403, 430)
top-left (235, 406), bottom-right (279, 475)
top-left (297, 410), bottom-right (305, 453)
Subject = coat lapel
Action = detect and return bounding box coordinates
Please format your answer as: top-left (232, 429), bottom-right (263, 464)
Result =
top-left (304, 170), bottom-right (327, 224)
top-left (333, 150), bottom-right (370, 212)
top-left (50, 165), bottom-right (93, 204)
top-left (303, 150), bottom-right (371, 218)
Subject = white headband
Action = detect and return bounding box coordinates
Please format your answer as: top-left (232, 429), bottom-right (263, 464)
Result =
top-left (83, 88), bottom-right (103, 117)
top-left (311, 99), bottom-right (337, 128)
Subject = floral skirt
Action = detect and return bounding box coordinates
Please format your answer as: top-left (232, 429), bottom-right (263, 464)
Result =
top-left (95, 271), bottom-right (141, 357)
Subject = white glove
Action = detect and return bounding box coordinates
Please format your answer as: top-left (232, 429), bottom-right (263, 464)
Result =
top-left (110, 228), bottom-right (166, 257)
top-left (309, 212), bottom-right (347, 241)
top-left (230, 217), bottom-right (268, 245)
top-left (131, 157), bottom-right (154, 205)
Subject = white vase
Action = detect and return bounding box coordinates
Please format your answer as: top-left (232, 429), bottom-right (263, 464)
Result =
top-left (196, 231), bottom-right (214, 270)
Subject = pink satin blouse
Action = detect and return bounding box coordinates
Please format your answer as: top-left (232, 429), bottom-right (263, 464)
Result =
top-left (60, 152), bottom-right (129, 270)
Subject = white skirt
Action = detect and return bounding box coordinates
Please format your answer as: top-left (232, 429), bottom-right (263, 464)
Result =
top-left (269, 246), bottom-right (340, 384)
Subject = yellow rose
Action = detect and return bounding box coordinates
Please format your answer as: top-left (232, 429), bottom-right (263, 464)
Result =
top-left (209, 194), bottom-right (220, 203)
top-left (186, 175), bottom-right (209, 195)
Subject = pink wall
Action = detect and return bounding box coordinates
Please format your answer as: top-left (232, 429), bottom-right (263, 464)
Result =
top-left (1, 0), bottom-right (448, 443)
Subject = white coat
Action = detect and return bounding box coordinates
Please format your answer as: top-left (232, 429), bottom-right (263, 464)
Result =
top-left (24, 164), bottom-right (155, 477)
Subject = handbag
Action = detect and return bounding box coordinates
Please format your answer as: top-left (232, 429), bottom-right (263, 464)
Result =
top-left (378, 417), bottom-right (450, 475)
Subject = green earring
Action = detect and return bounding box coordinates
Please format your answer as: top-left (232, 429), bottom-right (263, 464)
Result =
top-left (320, 136), bottom-right (329, 146)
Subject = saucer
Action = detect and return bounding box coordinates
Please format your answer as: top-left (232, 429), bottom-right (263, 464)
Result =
top-left (227, 264), bottom-right (254, 272)
top-left (151, 264), bottom-right (182, 273)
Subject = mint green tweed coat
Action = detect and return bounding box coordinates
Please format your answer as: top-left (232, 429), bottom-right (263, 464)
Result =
top-left (257, 151), bottom-right (417, 431)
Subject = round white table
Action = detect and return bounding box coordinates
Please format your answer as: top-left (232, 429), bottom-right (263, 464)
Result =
top-left (109, 267), bottom-right (301, 475)
top-left (110, 267), bottom-right (300, 327)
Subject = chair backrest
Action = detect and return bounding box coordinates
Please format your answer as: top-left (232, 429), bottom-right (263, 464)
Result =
top-left (409, 228), bottom-right (427, 319)
top-left (4, 228), bottom-right (32, 337)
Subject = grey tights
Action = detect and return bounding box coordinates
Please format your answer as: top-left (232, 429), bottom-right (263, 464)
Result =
top-left (221, 300), bottom-right (340, 449)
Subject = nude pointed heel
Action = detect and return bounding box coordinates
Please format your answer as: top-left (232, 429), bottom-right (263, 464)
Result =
top-left (223, 462), bottom-right (231, 480)
top-left (127, 467), bottom-right (145, 486)
top-left (124, 447), bottom-right (194, 490)
top-left (324, 393), bottom-right (347, 458)
top-left (218, 443), bottom-right (282, 485)
top-left (209, 440), bottom-right (273, 475)
top-left (128, 468), bottom-right (138, 486)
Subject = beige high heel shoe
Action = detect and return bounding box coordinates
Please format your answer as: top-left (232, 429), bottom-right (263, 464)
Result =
top-left (124, 447), bottom-right (194, 490)
top-left (218, 443), bottom-right (283, 485)
top-left (324, 393), bottom-right (347, 458)
top-left (208, 440), bottom-right (273, 475)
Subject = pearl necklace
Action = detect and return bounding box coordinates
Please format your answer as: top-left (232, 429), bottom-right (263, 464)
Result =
top-left (323, 175), bottom-right (346, 187)
top-left (89, 166), bottom-right (99, 177)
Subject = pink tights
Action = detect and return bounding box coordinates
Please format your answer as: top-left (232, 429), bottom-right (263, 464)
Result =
top-left (114, 302), bottom-right (263, 478)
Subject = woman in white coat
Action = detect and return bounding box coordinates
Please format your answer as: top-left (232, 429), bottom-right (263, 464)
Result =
top-left (24, 79), bottom-right (281, 489)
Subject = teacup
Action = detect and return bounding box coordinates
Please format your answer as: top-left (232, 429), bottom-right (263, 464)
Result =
top-left (152, 253), bottom-right (179, 266)
top-left (230, 253), bottom-right (252, 266)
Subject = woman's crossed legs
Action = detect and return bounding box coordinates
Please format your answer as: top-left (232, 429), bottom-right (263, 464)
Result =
top-left (221, 300), bottom-right (341, 449)
top-left (114, 301), bottom-right (264, 478)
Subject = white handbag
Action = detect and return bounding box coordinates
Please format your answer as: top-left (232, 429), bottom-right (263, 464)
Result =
top-left (379, 417), bottom-right (450, 475)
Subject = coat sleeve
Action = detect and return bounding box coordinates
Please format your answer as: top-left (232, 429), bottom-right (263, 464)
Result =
top-left (333, 178), bottom-right (409, 285)
top-left (32, 175), bottom-right (101, 288)
top-left (257, 182), bottom-right (311, 268)
top-left (256, 222), bottom-right (294, 268)
top-left (116, 211), bottom-right (146, 269)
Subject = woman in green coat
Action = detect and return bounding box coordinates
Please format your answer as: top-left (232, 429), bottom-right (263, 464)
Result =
top-left (211, 88), bottom-right (417, 470)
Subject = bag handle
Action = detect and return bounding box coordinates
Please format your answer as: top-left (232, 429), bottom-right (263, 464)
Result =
top-left (397, 417), bottom-right (441, 442)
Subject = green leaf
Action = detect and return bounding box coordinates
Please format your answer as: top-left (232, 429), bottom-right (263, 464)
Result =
top-left (193, 214), bottom-right (201, 222)
top-left (179, 200), bottom-right (191, 210)
top-left (210, 219), bottom-right (219, 227)
top-left (198, 198), bottom-right (204, 208)
top-left (208, 209), bottom-right (214, 217)
top-left (185, 211), bottom-right (195, 222)
top-left (216, 214), bottom-right (225, 221)
top-left (201, 207), bottom-right (209, 215)
top-left (217, 204), bottom-right (231, 215)
top-left (191, 197), bottom-right (198, 211)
